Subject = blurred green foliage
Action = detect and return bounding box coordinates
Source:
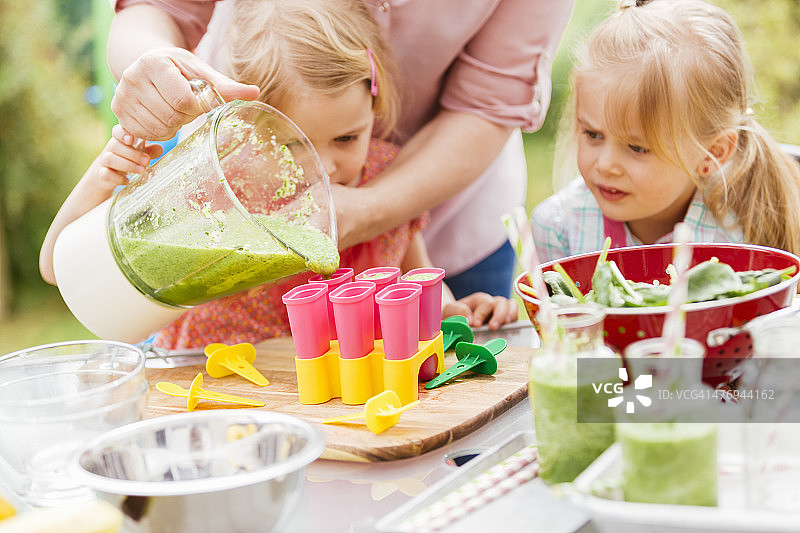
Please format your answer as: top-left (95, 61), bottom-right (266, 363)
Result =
top-left (0, 0), bottom-right (105, 329)
top-left (524, 0), bottom-right (614, 210)
top-left (716, 0), bottom-right (800, 143)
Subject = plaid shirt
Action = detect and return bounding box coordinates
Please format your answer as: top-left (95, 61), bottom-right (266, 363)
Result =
top-left (531, 178), bottom-right (744, 263)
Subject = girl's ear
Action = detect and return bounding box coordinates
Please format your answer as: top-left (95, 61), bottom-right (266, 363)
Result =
top-left (697, 129), bottom-right (738, 175)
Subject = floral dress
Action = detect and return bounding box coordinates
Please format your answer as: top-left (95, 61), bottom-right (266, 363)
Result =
top-left (154, 138), bottom-right (427, 349)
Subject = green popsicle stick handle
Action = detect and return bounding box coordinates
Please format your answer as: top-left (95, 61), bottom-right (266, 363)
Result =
top-left (424, 360), bottom-right (476, 389)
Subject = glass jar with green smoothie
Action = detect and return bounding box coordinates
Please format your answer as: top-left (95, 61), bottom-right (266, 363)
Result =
top-left (529, 304), bottom-right (620, 483)
top-left (616, 337), bottom-right (718, 506)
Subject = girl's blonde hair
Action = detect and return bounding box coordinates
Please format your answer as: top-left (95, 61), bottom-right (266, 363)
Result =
top-left (562, 0), bottom-right (800, 255)
top-left (226, 0), bottom-right (398, 138)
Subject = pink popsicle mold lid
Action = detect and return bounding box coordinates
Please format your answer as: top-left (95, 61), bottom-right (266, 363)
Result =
top-left (400, 267), bottom-right (445, 285)
top-left (375, 282), bottom-right (423, 304)
top-left (309, 267), bottom-right (354, 285)
top-left (355, 266), bottom-right (401, 282)
top-left (328, 281), bottom-right (377, 303)
top-left (281, 283), bottom-right (329, 304)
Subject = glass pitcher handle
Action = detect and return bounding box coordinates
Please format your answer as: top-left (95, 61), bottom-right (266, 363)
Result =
top-left (189, 79), bottom-right (226, 113)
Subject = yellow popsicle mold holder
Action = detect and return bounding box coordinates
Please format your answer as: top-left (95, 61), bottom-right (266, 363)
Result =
top-left (294, 332), bottom-right (444, 406)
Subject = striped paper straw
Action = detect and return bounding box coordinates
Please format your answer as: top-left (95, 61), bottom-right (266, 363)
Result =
top-left (397, 445), bottom-right (539, 532)
top-left (501, 207), bottom-right (556, 340)
top-left (662, 222), bottom-right (693, 356)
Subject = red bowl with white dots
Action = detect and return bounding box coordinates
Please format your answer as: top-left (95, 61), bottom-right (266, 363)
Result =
top-left (514, 243), bottom-right (800, 387)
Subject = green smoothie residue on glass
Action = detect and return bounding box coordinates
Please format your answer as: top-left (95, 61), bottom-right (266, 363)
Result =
top-left (272, 138), bottom-right (304, 200)
top-left (530, 356), bottom-right (617, 483)
top-left (360, 272), bottom-right (392, 280)
top-left (114, 213), bottom-right (338, 307)
top-left (404, 272), bottom-right (439, 281)
top-left (617, 422), bottom-right (718, 506)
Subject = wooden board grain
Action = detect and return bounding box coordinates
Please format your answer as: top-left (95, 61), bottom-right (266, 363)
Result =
top-left (144, 337), bottom-right (532, 462)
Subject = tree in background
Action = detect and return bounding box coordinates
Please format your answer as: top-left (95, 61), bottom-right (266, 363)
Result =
top-left (716, 0), bottom-right (800, 142)
top-left (0, 0), bottom-right (106, 317)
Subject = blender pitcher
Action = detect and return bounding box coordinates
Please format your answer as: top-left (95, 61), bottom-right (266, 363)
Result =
top-left (53, 80), bottom-right (339, 343)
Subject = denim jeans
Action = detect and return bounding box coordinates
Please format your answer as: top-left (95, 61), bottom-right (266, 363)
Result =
top-left (444, 240), bottom-right (516, 299)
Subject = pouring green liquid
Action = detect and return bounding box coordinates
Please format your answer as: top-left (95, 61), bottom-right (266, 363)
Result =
top-left (113, 214), bottom-right (339, 307)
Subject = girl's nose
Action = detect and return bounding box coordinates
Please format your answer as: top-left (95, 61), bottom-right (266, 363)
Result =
top-left (318, 150), bottom-right (337, 181)
top-left (596, 145), bottom-right (622, 177)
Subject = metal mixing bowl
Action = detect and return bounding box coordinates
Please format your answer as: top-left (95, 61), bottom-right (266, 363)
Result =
top-left (69, 410), bottom-right (325, 533)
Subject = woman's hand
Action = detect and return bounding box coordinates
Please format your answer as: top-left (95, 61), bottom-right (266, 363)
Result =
top-left (111, 47), bottom-right (260, 140)
top-left (443, 292), bottom-right (519, 330)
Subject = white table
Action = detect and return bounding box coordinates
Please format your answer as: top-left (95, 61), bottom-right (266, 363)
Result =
top-left (280, 323), bottom-right (594, 533)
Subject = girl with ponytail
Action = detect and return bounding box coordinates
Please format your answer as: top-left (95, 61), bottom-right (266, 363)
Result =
top-left (532, 0), bottom-right (800, 262)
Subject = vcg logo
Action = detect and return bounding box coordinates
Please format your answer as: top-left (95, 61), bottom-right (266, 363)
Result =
top-left (593, 367), bottom-right (653, 414)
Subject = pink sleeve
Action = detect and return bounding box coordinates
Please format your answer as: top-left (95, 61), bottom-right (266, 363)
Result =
top-left (114, 0), bottom-right (218, 50)
top-left (439, 0), bottom-right (575, 132)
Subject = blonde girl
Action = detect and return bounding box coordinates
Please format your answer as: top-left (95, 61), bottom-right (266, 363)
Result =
top-left (532, 0), bottom-right (800, 263)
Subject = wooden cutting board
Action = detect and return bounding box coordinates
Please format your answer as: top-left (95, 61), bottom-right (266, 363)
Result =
top-left (144, 337), bottom-right (532, 462)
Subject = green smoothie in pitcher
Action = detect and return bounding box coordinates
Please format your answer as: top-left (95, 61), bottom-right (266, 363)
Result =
top-left (113, 213), bottom-right (339, 307)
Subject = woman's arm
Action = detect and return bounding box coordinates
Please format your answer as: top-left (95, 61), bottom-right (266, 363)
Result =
top-left (334, 0), bottom-right (573, 249)
top-left (106, 0), bottom-right (571, 247)
top-left (334, 110), bottom-right (514, 249)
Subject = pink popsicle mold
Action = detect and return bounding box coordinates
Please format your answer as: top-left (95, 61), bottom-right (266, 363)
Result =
top-left (281, 283), bottom-right (331, 359)
top-left (375, 282), bottom-right (422, 360)
top-left (400, 268), bottom-right (445, 341)
top-left (355, 266), bottom-right (401, 338)
top-left (283, 267), bottom-right (446, 406)
top-left (309, 267), bottom-right (354, 340)
top-left (329, 281), bottom-right (377, 360)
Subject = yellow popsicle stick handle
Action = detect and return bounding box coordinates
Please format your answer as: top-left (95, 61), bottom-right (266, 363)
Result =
top-left (218, 359), bottom-right (270, 387)
top-left (205, 343), bottom-right (270, 386)
top-left (194, 389), bottom-right (265, 407)
top-left (376, 400), bottom-right (420, 417)
top-left (155, 382), bottom-right (192, 398)
top-left (322, 413), bottom-right (367, 425)
top-left (364, 390), bottom-right (416, 434)
top-left (320, 392), bottom-right (419, 433)
top-left (204, 343), bottom-right (228, 356)
top-left (156, 374), bottom-right (265, 412)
